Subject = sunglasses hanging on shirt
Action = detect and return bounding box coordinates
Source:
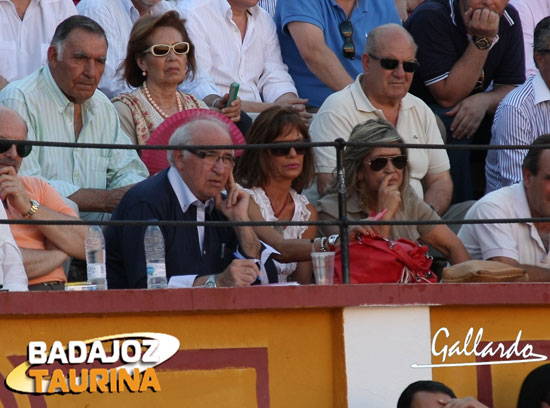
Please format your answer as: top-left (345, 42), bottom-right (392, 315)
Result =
top-left (339, 19), bottom-right (355, 60)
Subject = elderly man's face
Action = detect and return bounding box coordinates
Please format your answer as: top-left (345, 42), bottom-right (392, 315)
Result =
top-left (524, 150), bottom-right (550, 219)
top-left (362, 28), bottom-right (416, 105)
top-left (0, 112), bottom-right (27, 173)
top-left (536, 41), bottom-right (550, 88)
top-left (48, 28), bottom-right (107, 104)
top-left (173, 124), bottom-right (234, 202)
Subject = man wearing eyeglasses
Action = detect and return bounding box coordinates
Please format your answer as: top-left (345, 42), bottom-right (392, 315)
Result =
top-left (105, 117), bottom-right (274, 289)
top-left (405, 0), bottom-right (525, 202)
top-left (0, 15), bottom-right (149, 220)
top-left (0, 107), bottom-right (87, 291)
top-left (310, 24), bottom-right (453, 218)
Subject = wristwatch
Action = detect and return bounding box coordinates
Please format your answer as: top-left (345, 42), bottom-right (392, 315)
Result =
top-left (24, 199), bottom-right (40, 219)
top-left (472, 36), bottom-right (492, 50)
top-left (205, 275), bottom-right (217, 288)
top-left (327, 234), bottom-right (340, 251)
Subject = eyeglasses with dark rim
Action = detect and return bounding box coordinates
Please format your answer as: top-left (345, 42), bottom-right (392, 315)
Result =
top-left (366, 155), bottom-right (408, 172)
top-left (0, 140), bottom-right (32, 158)
top-left (368, 54), bottom-right (420, 73)
top-left (187, 150), bottom-right (235, 168)
top-left (339, 19), bottom-right (355, 60)
top-left (143, 42), bottom-right (190, 57)
top-left (270, 146), bottom-right (308, 157)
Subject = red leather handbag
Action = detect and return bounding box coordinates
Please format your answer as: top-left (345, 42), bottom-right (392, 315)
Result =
top-left (334, 235), bottom-right (437, 284)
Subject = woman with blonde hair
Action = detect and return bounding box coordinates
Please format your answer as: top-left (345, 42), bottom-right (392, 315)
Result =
top-left (318, 118), bottom-right (469, 265)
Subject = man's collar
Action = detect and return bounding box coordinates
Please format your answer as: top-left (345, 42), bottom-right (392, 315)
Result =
top-left (533, 71), bottom-right (550, 105)
top-left (354, 74), bottom-right (411, 113)
top-left (217, 0), bottom-right (259, 18)
top-left (122, 0), bottom-right (140, 19)
top-left (331, 0), bottom-right (367, 14)
top-left (167, 167), bottom-right (215, 213)
top-left (41, 66), bottom-right (96, 113)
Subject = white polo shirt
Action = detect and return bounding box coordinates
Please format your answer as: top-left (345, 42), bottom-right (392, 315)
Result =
top-left (458, 183), bottom-right (550, 266)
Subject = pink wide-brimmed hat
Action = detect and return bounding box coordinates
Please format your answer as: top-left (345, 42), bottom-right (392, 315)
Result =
top-left (141, 108), bottom-right (245, 175)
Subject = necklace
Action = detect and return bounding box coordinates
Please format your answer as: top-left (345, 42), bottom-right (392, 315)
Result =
top-left (142, 81), bottom-right (183, 119)
top-left (270, 192), bottom-right (291, 219)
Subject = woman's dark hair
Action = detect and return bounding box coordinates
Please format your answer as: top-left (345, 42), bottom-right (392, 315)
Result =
top-left (121, 10), bottom-right (196, 87)
top-left (234, 106), bottom-right (314, 192)
top-left (397, 380), bottom-right (456, 408)
top-left (517, 364), bottom-right (550, 408)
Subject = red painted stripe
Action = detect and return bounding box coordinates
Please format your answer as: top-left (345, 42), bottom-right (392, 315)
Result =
top-left (2, 284), bottom-right (550, 316)
top-left (475, 340), bottom-right (550, 407)
top-left (157, 348), bottom-right (269, 408)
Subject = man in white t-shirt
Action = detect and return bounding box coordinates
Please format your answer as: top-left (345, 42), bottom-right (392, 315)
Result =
top-left (459, 134), bottom-right (550, 281)
top-left (310, 24), bottom-right (452, 215)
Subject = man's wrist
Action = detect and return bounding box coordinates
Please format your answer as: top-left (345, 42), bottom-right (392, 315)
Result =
top-left (24, 199), bottom-right (40, 218)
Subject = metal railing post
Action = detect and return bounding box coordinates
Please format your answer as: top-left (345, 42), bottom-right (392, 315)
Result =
top-left (335, 138), bottom-right (350, 283)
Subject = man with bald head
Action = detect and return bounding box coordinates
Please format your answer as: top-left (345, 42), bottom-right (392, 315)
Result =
top-left (310, 23), bottom-right (453, 217)
top-left (106, 116), bottom-right (273, 289)
top-left (0, 107), bottom-right (87, 291)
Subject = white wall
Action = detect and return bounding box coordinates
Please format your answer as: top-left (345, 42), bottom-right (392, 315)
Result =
top-left (344, 306), bottom-right (433, 407)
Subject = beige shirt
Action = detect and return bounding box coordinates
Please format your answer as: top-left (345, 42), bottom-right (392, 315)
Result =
top-left (317, 187), bottom-right (439, 242)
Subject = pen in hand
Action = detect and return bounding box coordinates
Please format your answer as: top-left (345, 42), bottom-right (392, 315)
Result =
top-left (233, 251), bottom-right (261, 281)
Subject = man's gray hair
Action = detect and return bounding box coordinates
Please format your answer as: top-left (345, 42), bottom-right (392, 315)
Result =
top-left (534, 17), bottom-right (550, 68)
top-left (167, 118), bottom-right (231, 166)
top-left (50, 15), bottom-right (107, 61)
top-left (365, 23), bottom-right (417, 56)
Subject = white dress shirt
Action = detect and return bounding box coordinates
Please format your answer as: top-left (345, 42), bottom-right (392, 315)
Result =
top-left (0, 0), bottom-right (77, 82)
top-left (0, 203), bottom-right (28, 291)
top-left (77, 0), bottom-right (175, 99)
top-left (180, 0), bottom-right (297, 103)
top-left (166, 167), bottom-right (214, 287)
top-left (510, 0), bottom-right (550, 80)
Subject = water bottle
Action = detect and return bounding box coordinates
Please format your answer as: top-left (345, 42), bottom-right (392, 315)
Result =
top-left (85, 225), bottom-right (107, 290)
top-left (144, 225), bottom-right (167, 289)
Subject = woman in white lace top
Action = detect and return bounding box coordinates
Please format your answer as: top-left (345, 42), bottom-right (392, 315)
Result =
top-left (234, 106), bottom-right (317, 284)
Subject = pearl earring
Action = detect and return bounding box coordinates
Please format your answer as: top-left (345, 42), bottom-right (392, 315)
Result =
top-left (142, 71), bottom-right (147, 77)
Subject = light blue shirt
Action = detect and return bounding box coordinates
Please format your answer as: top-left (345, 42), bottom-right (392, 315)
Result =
top-left (0, 65), bottom-right (149, 198)
top-left (275, 0), bottom-right (400, 107)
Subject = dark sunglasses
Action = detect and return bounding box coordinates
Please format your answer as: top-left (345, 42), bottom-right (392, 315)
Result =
top-left (368, 54), bottom-right (420, 73)
top-left (367, 155), bottom-right (407, 172)
top-left (270, 146), bottom-right (307, 157)
top-left (0, 140), bottom-right (32, 157)
top-left (339, 19), bottom-right (355, 60)
top-left (143, 41), bottom-right (190, 57)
